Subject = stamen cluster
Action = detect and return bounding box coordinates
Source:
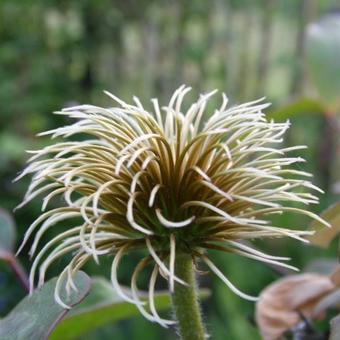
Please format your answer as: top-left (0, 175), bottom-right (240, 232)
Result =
top-left (16, 86), bottom-right (327, 326)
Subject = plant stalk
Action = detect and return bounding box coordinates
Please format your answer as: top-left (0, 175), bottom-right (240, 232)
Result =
top-left (171, 254), bottom-right (206, 340)
top-left (0, 251), bottom-right (29, 292)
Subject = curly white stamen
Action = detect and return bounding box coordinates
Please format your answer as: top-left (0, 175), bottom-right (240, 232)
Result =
top-left (16, 86), bottom-right (328, 326)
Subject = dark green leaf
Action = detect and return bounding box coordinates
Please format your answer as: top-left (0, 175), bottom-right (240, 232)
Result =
top-left (0, 271), bottom-right (91, 340)
top-left (0, 208), bottom-right (16, 256)
top-left (50, 277), bottom-right (210, 340)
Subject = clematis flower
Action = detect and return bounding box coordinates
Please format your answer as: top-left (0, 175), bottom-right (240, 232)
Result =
top-left (15, 85), bottom-right (328, 327)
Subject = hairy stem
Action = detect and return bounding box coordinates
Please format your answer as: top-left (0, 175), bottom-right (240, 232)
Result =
top-left (171, 254), bottom-right (206, 340)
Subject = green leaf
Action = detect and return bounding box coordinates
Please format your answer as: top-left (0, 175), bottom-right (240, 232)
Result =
top-left (50, 278), bottom-right (210, 340)
top-left (267, 98), bottom-right (325, 121)
top-left (0, 132), bottom-right (26, 165)
top-left (0, 272), bottom-right (91, 340)
top-left (306, 15), bottom-right (340, 112)
top-left (306, 202), bottom-right (340, 248)
top-left (0, 208), bottom-right (16, 256)
top-left (330, 314), bottom-right (340, 340)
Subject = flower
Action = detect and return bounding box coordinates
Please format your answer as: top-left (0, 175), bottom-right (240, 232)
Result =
top-left (16, 85), bottom-right (328, 326)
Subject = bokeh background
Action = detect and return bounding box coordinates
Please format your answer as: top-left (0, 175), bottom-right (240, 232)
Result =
top-left (0, 0), bottom-right (339, 339)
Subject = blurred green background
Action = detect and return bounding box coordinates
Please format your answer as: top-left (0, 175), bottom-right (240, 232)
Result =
top-left (0, 0), bottom-right (339, 339)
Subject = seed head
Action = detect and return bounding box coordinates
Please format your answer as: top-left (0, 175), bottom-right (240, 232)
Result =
top-left (16, 86), bottom-right (328, 326)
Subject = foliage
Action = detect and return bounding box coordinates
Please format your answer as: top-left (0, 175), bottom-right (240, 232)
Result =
top-left (0, 272), bottom-right (91, 340)
top-left (0, 0), bottom-right (339, 339)
top-left (51, 278), bottom-right (209, 340)
top-left (0, 208), bottom-right (16, 255)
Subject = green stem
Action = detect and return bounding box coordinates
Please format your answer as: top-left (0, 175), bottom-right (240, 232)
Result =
top-left (171, 254), bottom-right (206, 340)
